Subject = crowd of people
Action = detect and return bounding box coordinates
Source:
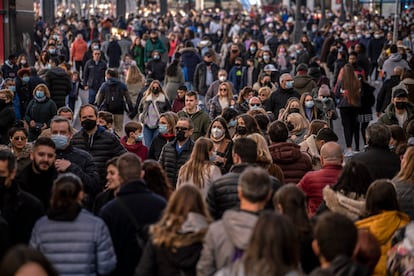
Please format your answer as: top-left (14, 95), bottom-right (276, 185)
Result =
top-left (1, 3), bottom-right (414, 276)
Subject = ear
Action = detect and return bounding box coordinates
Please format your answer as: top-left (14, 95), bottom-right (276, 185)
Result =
top-left (30, 150), bottom-right (34, 161)
top-left (237, 186), bottom-right (243, 200)
top-left (277, 203), bottom-right (283, 213)
top-left (140, 170), bottom-right (145, 179)
top-left (312, 239), bottom-right (320, 257)
top-left (77, 191), bottom-right (84, 203)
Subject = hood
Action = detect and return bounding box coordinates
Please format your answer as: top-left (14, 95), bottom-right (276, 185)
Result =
top-left (121, 136), bottom-right (145, 151)
top-left (402, 77), bottom-right (414, 85)
top-left (389, 53), bottom-right (403, 62)
top-left (356, 211), bottom-right (409, 245)
top-left (180, 47), bottom-right (199, 55)
top-left (106, 77), bottom-right (121, 86)
top-left (269, 142), bottom-right (302, 164)
top-left (222, 210), bottom-right (258, 249)
top-left (48, 67), bottom-right (68, 77)
top-left (293, 75), bottom-right (315, 89)
top-left (323, 186), bottom-right (365, 221)
top-left (179, 212), bottom-right (209, 234)
top-left (162, 242), bottom-right (203, 270)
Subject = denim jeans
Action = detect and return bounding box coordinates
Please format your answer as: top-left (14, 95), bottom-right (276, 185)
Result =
top-left (88, 88), bottom-right (97, 104)
top-left (143, 125), bottom-right (159, 147)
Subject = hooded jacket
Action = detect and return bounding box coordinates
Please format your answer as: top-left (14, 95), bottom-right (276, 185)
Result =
top-left (376, 75), bottom-right (401, 113)
top-left (96, 78), bottom-right (133, 114)
top-left (121, 136), bottom-right (148, 161)
top-left (322, 186), bottom-right (366, 221)
top-left (45, 67), bottom-right (71, 108)
top-left (356, 211), bottom-right (409, 275)
top-left (197, 210), bottom-right (259, 276)
top-left (383, 53), bottom-right (410, 80)
top-left (178, 107), bottom-right (211, 141)
top-left (293, 75), bottom-right (317, 95)
top-left (378, 102), bottom-right (414, 129)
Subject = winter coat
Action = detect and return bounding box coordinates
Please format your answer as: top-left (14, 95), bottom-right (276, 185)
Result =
top-left (299, 135), bottom-right (321, 170)
top-left (356, 211), bottom-right (409, 276)
top-left (136, 212), bottom-right (209, 276)
top-left (71, 126), bottom-right (127, 186)
top-left (99, 180), bottom-right (166, 276)
top-left (205, 80), bottom-right (236, 107)
top-left (107, 40), bottom-right (122, 68)
top-left (352, 146), bottom-right (400, 181)
top-left (293, 75), bottom-right (317, 95)
top-left (0, 102), bottom-right (16, 145)
top-left (264, 87), bottom-right (301, 118)
top-left (180, 47), bottom-right (202, 82)
top-left (30, 209), bottom-right (117, 276)
top-left (83, 59), bottom-right (107, 91)
top-left (392, 177), bottom-right (414, 220)
top-left (206, 163), bottom-right (282, 220)
top-left (45, 67), bottom-right (71, 108)
top-left (367, 37), bottom-right (386, 63)
top-left (121, 136), bottom-right (148, 161)
top-left (164, 70), bottom-right (185, 100)
top-left (322, 186), bottom-right (366, 221)
top-left (144, 39), bottom-right (167, 63)
top-left (378, 102), bottom-right (414, 129)
top-left (70, 37), bottom-right (88, 62)
top-left (172, 96), bottom-right (185, 113)
top-left (228, 66), bottom-right (247, 93)
top-left (297, 164), bottom-right (342, 216)
top-left (25, 97), bottom-right (57, 141)
top-left (177, 108), bottom-right (211, 141)
top-left (194, 62), bottom-right (220, 96)
top-left (138, 93), bottom-right (171, 128)
top-left (147, 133), bottom-right (175, 161)
top-left (0, 180), bottom-right (44, 246)
top-left (209, 95), bottom-right (230, 121)
top-left (197, 210), bottom-right (259, 276)
top-left (1, 60), bottom-right (18, 79)
top-left (310, 255), bottom-right (370, 276)
top-left (96, 78), bottom-right (133, 114)
top-left (130, 45), bottom-right (145, 73)
top-left (358, 81), bottom-right (375, 115)
top-left (376, 75), bottom-right (401, 113)
top-left (383, 53), bottom-right (411, 80)
top-left (159, 139), bottom-right (195, 187)
top-left (269, 142), bottom-right (313, 184)
top-left (146, 60), bottom-right (167, 82)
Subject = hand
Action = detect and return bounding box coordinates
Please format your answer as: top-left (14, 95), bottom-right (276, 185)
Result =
top-left (41, 123), bottom-right (47, 130)
top-left (30, 120), bottom-right (36, 128)
top-left (55, 159), bottom-right (71, 172)
top-left (84, 86), bottom-right (88, 90)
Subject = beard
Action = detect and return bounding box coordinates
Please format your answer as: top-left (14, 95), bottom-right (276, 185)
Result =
top-left (33, 160), bottom-right (53, 173)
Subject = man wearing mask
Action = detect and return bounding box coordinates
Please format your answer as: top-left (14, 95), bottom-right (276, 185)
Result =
top-left (178, 91), bottom-right (210, 140)
top-left (264, 73), bottom-right (301, 118)
top-left (1, 54), bottom-right (18, 79)
top-left (145, 50), bottom-right (166, 82)
top-left (49, 116), bottom-right (100, 207)
top-left (205, 69), bottom-right (236, 106)
top-left (83, 50), bottom-right (107, 104)
top-left (159, 117), bottom-right (195, 187)
top-left (45, 57), bottom-right (72, 109)
top-left (71, 104), bottom-right (126, 188)
top-left (194, 52), bottom-right (220, 108)
top-left (144, 30), bottom-right (166, 64)
top-left (378, 89), bottom-right (414, 129)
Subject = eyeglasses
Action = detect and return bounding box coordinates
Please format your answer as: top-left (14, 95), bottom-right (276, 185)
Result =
top-left (93, 53), bottom-right (101, 56)
top-left (250, 103), bottom-right (261, 107)
top-left (175, 127), bottom-right (189, 131)
top-left (259, 94), bottom-right (267, 97)
top-left (219, 88), bottom-right (227, 91)
top-left (13, 136), bottom-right (27, 141)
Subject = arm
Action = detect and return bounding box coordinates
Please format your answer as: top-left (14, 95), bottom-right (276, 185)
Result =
top-left (65, 155), bottom-right (100, 195)
top-left (96, 220), bottom-right (117, 275)
top-left (135, 240), bottom-right (157, 276)
top-left (197, 228), bottom-right (217, 276)
top-left (376, 83), bottom-right (386, 113)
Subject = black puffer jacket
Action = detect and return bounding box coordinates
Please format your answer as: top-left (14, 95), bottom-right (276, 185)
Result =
top-left (148, 134), bottom-right (174, 161)
top-left (71, 126), bottom-right (126, 187)
top-left (0, 103), bottom-right (15, 145)
top-left (159, 139), bottom-right (194, 187)
top-left (45, 67), bottom-right (71, 108)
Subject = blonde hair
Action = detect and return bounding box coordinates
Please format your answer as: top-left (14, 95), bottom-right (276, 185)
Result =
top-left (125, 64), bottom-right (145, 85)
top-left (247, 133), bottom-right (272, 164)
top-left (397, 147), bottom-right (414, 182)
top-left (218, 81), bottom-right (234, 102)
top-left (287, 112), bottom-right (309, 134)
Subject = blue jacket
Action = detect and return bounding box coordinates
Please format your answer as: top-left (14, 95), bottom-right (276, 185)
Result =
top-left (30, 209), bottom-right (117, 276)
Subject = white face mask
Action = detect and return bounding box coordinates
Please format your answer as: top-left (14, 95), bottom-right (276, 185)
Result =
top-left (219, 76), bottom-right (226, 82)
top-left (211, 127), bottom-right (224, 138)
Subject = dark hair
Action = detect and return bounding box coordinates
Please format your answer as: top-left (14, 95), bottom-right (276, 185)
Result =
top-left (406, 120), bottom-right (414, 138)
top-left (8, 126), bottom-right (28, 139)
top-left (307, 120), bottom-right (328, 137)
top-left (333, 160), bottom-right (372, 197)
top-left (233, 138), bottom-right (257, 163)
top-left (365, 179), bottom-right (400, 215)
top-left (50, 116), bottom-right (72, 133)
top-left (106, 68), bottom-right (118, 78)
top-left (366, 123), bottom-right (391, 148)
top-left (389, 125), bottom-right (407, 144)
top-left (206, 117), bottom-right (232, 140)
top-left (117, 152), bottom-right (142, 181)
top-left (80, 104), bottom-right (98, 118)
top-left (185, 90), bottom-right (198, 99)
top-left (106, 157), bottom-right (118, 168)
top-left (142, 159), bottom-right (173, 200)
top-left (237, 114), bottom-right (261, 135)
top-left (353, 229), bottom-right (381, 274)
top-left (166, 58), bottom-right (179, 76)
top-left (221, 107), bottom-right (239, 122)
top-left (268, 120), bottom-right (288, 143)
top-left (124, 121), bottom-right (142, 136)
top-left (253, 113), bottom-right (270, 132)
top-left (0, 245), bottom-right (58, 276)
top-left (34, 137), bottom-right (56, 150)
top-left (313, 212), bottom-right (358, 261)
top-left (316, 128), bottom-right (339, 142)
top-left (98, 111), bottom-right (113, 124)
top-left (390, 44), bottom-right (398, 53)
top-left (0, 149), bottom-right (16, 172)
top-left (57, 106), bottom-right (74, 115)
top-left (50, 173), bottom-right (83, 211)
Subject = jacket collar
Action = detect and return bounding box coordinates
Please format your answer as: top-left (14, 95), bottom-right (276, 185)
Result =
top-left (117, 179), bottom-right (150, 196)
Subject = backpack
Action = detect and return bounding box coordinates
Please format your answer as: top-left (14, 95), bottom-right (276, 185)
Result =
top-left (387, 222), bottom-right (414, 275)
top-left (105, 84), bottom-right (126, 114)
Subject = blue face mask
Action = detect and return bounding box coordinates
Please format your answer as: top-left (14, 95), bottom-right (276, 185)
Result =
top-left (285, 80), bottom-right (294, 89)
top-left (8, 86), bottom-right (15, 92)
top-left (321, 97), bottom-right (329, 103)
top-left (51, 134), bottom-right (68, 149)
top-left (305, 101), bottom-right (314, 109)
top-left (49, 49), bottom-right (56, 55)
top-left (229, 119), bottom-right (237, 127)
top-left (136, 133), bottom-right (144, 142)
top-left (158, 124), bottom-right (168, 134)
top-left (22, 76), bottom-right (30, 83)
top-left (35, 91), bottom-right (45, 99)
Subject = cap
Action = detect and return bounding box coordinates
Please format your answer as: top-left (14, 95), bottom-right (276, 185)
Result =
top-left (296, 63), bottom-right (308, 72)
top-left (264, 64), bottom-right (277, 71)
top-left (392, 88), bottom-right (408, 98)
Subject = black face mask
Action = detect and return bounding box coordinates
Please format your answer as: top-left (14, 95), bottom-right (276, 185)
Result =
top-left (286, 122), bottom-right (294, 131)
top-left (236, 126), bottom-right (247, 135)
top-left (81, 119), bottom-right (97, 131)
top-left (395, 102), bottom-right (407, 110)
top-left (152, 87), bottom-right (160, 94)
top-left (289, 108), bottom-right (300, 114)
top-left (176, 130), bottom-right (187, 141)
top-left (205, 61), bottom-right (212, 66)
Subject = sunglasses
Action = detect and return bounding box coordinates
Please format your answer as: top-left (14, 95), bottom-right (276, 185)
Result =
top-left (250, 103), bottom-right (261, 107)
top-left (13, 136), bottom-right (27, 141)
top-left (175, 127), bottom-right (189, 131)
top-left (219, 88), bottom-right (227, 91)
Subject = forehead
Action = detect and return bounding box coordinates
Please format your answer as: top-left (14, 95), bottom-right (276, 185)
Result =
top-left (81, 107), bottom-right (96, 117)
top-left (33, 145), bottom-right (55, 154)
top-left (185, 95), bottom-right (196, 101)
top-left (177, 120), bottom-right (190, 127)
top-left (51, 121), bottom-right (70, 131)
top-left (12, 130), bottom-right (26, 137)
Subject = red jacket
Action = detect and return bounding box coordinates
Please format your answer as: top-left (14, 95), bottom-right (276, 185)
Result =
top-left (297, 164), bottom-right (342, 216)
top-left (70, 38), bottom-right (88, 62)
top-left (121, 136), bottom-right (148, 161)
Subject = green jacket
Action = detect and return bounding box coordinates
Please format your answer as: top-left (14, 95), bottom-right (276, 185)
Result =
top-left (378, 103), bottom-right (414, 130)
top-left (177, 107), bottom-right (211, 141)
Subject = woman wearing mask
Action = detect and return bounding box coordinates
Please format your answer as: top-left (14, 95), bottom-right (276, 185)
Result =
top-left (177, 137), bottom-right (221, 198)
top-left (136, 185), bottom-right (211, 276)
top-left (300, 92), bottom-right (323, 122)
top-left (3, 78), bottom-right (21, 120)
top-left (93, 157), bottom-right (121, 215)
top-left (233, 114), bottom-right (261, 140)
top-left (278, 97), bottom-right (301, 121)
top-left (30, 173), bottom-right (117, 276)
top-left (286, 112), bottom-right (309, 144)
top-left (24, 84), bottom-right (57, 141)
top-left (206, 117), bottom-right (233, 174)
top-left (209, 82), bottom-right (235, 120)
top-left (16, 68), bottom-right (31, 119)
top-left (335, 64), bottom-right (361, 156)
top-left (35, 50), bottom-right (50, 72)
top-left (138, 80), bottom-right (171, 147)
top-left (235, 86), bottom-right (254, 114)
top-left (164, 53), bottom-right (185, 101)
top-left (221, 107), bottom-right (239, 137)
top-left (17, 54), bottom-right (29, 69)
top-left (0, 89), bottom-right (16, 145)
top-left (147, 111), bottom-right (178, 161)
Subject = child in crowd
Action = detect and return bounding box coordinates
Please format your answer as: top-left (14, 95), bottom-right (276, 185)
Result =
top-left (120, 121), bottom-right (147, 161)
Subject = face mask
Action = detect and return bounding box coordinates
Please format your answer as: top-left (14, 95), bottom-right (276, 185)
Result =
top-left (289, 108), bottom-right (300, 114)
top-left (47, 64), bottom-right (52, 69)
top-left (158, 124), bottom-right (168, 134)
top-left (357, 34), bottom-right (362, 39)
top-left (92, 45), bottom-right (100, 50)
top-left (176, 130), bottom-right (186, 141)
top-left (305, 101), bottom-right (314, 108)
top-left (229, 119), bottom-right (236, 127)
top-left (81, 119), bottom-right (97, 131)
top-left (395, 102), bottom-right (407, 110)
top-left (219, 76), bottom-right (226, 82)
top-left (321, 97), bottom-right (329, 103)
top-left (287, 122), bottom-right (294, 131)
top-left (53, 34), bottom-right (59, 40)
top-left (250, 105), bottom-right (260, 111)
top-left (136, 133), bottom-right (144, 142)
top-left (209, 152), bottom-right (217, 162)
top-left (51, 134), bottom-right (68, 149)
top-left (312, 28), bottom-right (318, 32)
top-left (250, 47), bottom-right (256, 52)
top-left (205, 61), bottom-right (212, 66)
top-left (8, 86), bottom-right (15, 92)
top-left (21, 60), bottom-right (27, 65)
top-left (296, 49), bottom-right (301, 54)
top-left (236, 125), bottom-right (247, 135)
top-left (211, 127), bottom-right (224, 139)
top-left (263, 55), bottom-right (270, 61)
top-left (374, 34), bottom-right (381, 39)
top-left (35, 91), bottom-right (45, 99)
top-left (49, 49), bottom-right (56, 55)
top-left (235, 63), bottom-right (241, 67)
top-left (152, 87), bottom-right (160, 94)
top-left (285, 80), bottom-right (294, 89)
top-left (22, 76), bottom-right (30, 83)
top-left (153, 55), bottom-right (160, 60)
